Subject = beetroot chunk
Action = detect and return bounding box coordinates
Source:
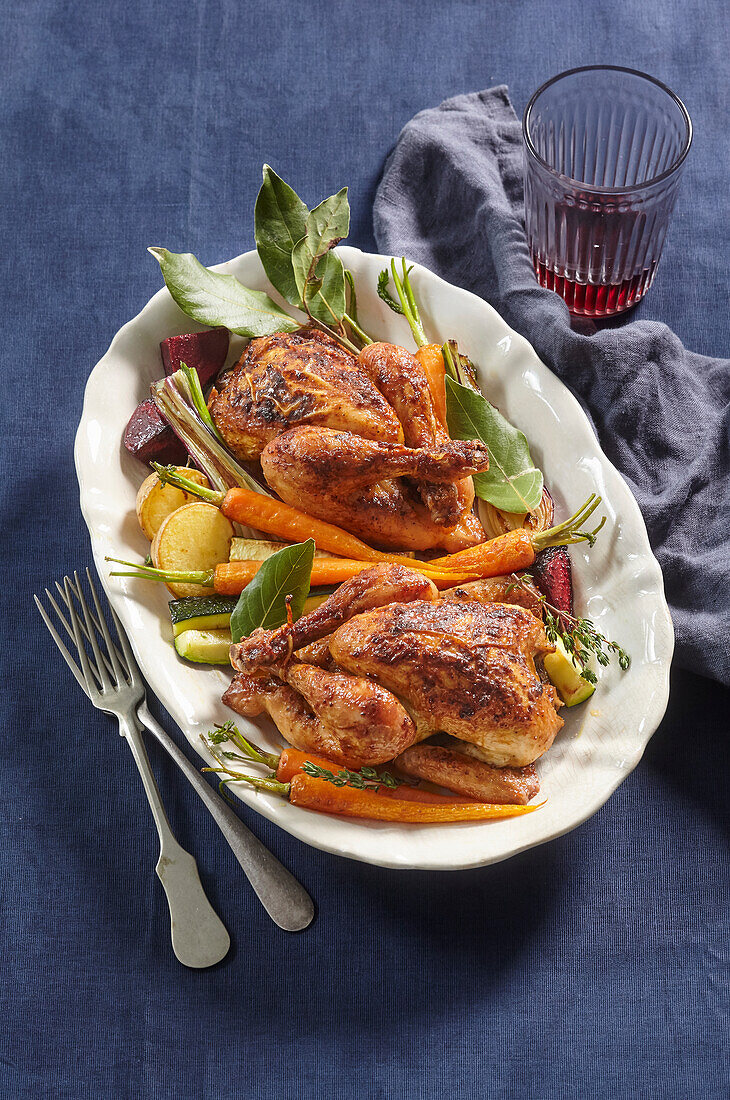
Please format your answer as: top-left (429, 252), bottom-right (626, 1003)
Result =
top-left (123, 398), bottom-right (187, 466)
top-left (531, 546), bottom-right (574, 617)
top-left (160, 329), bottom-right (229, 388)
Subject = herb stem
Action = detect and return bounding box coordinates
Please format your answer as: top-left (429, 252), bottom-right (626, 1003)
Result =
top-left (151, 462), bottom-right (225, 505)
top-left (343, 312), bottom-right (373, 347)
top-left (106, 556), bottom-right (215, 587)
top-left (533, 495), bottom-right (606, 550)
top-left (180, 363), bottom-right (225, 443)
top-left (390, 258), bottom-right (427, 347)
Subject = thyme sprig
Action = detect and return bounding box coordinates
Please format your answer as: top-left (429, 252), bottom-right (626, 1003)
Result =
top-left (508, 573), bottom-right (631, 684)
top-left (301, 761), bottom-right (403, 791)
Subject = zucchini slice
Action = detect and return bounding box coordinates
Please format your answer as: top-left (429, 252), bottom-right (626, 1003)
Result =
top-left (169, 589), bottom-right (336, 638)
top-left (544, 636), bottom-right (596, 706)
top-left (174, 628), bottom-right (232, 665)
top-left (169, 595), bottom-right (237, 637)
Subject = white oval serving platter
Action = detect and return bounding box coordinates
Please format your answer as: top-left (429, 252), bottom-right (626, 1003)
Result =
top-left (75, 245), bottom-right (673, 870)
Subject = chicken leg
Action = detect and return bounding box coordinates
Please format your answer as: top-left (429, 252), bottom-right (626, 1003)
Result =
top-left (261, 425), bottom-right (489, 551)
top-left (358, 342), bottom-right (468, 526)
top-left (223, 664), bottom-right (418, 767)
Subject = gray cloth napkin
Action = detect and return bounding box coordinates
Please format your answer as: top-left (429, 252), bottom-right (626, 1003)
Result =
top-left (373, 86), bottom-right (730, 686)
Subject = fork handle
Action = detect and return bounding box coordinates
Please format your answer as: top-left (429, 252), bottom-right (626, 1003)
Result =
top-left (136, 706), bottom-right (315, 933)
top-left (118, 714), bottom-right (231, 968)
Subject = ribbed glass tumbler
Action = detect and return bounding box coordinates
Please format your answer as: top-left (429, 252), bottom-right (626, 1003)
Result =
top-left (522, 66), bottom-right (692, 317)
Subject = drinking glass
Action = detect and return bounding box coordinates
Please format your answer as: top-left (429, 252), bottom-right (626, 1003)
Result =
top-left (522, 66), bottom-right (692, 317)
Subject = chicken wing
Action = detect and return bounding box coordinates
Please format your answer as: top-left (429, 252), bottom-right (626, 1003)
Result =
top-left (441, 575), bottom-right (544, 617)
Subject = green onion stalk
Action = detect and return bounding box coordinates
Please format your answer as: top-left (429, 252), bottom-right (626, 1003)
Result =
top-left (151, 367), bottom-right (271, 499)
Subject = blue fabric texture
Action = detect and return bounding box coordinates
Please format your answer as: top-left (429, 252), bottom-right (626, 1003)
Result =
top-left (373, 86), bottom-right (730, 685)
top-left (1, 2), bottom-right (729, 1098)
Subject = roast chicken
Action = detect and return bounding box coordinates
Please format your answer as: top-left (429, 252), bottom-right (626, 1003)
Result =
top-left (224, 566), bottom-right (563, 795)
top-left (209, 329), bottom-right (488, 551)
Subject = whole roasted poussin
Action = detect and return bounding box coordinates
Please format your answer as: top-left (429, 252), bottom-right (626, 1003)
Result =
top-left (225, 565), bottom-right (563, 779)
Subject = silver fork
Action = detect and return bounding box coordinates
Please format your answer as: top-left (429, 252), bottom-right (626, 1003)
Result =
top-left (35, 571), bottom-right (314, 956)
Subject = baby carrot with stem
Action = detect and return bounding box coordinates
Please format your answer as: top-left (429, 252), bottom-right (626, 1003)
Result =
top-left (202, 741), bottom-right (541, 823)
top-left (207, 768), bottom-right (541, 823)
top-left (428, 495), bottom-right (606, 578)
top-left (106, 555), bottom-right (478, 593)
top-left (204, 724), bottom-right (472, 805)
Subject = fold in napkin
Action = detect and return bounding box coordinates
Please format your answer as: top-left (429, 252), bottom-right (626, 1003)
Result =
top-left (373, 86), bottom-right (730, 686)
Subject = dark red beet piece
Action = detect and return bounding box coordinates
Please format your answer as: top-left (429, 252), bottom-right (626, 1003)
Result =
top-left (531, 546), bottom-right (574, 617)
top-left (160, 329), bottom-right (229, 388)
top-left (123, 398), bottom-right (187, 466)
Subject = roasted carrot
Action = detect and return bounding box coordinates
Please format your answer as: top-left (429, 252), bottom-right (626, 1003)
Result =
top-left (286, 774), bottom-right (540, 822)
top-left (214, 557), bottom-right (472, 595)
top-left (428, 495), bottom-right (606, 578)
top-left (274, 748), bottom-right (469, 803)
top-left (429, 527), bottom-right (535, 577)
top-left (416, 343), bottom-right (448, 430)
top-left (205, 761), bottom-right (541, 821)
top-left (203, 729), bottom-right (485, 808)
top-left (108, 554), bottom-right (477, 595)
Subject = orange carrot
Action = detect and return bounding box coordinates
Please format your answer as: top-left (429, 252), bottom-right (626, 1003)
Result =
top-left (221, 487), bottom-right (436, 569)
top-left (212, 557), bottom-right (476, 596)
top-left (204, 729), bottom-right (542, 821)
top-left (428, 495), bottom-right (606, 579)
top-left (416, 344), bottom-right (448, 430)
top-left (275, 748), bottom-right (342, 784)
top-left (274, 748), bottom-right (472, 804)
top-left (287, 774), bottom-right (541, 822)
top-left (429, 527), bottom-right (536, 577)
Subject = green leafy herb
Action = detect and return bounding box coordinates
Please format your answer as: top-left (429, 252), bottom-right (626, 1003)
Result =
top-left (291, 188), bottom-right (350, 325)
top-left (229, 539), bottom-right (315, 642)
top-left (301, 760), bottom-right (404, 791)
top-left (149, 248), bottom-right (299, 337)
top-left (508, 573), bottom-right (631, 683)
top-left (254, 165), bottom-right (309, 306)
top-left (445, 375), bottom-right (544, 512)
top-left (377, 268), bottom-right (403, 314)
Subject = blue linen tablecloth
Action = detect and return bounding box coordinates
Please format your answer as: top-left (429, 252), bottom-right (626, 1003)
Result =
top-left (1, 2), bottom-right (728, 1097)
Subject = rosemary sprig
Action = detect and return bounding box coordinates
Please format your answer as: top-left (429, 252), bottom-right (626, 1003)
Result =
top-left (508, 573), bottom-right (631, 684)
top-left (301, 761), bottom-right (403, 791)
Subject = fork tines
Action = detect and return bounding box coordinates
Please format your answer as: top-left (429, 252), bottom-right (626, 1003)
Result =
top-left (34, 569), bottom-right (136, 700)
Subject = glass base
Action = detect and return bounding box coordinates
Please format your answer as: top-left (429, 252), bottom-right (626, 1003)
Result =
top-left (532, 258), bottom-right (657, 318)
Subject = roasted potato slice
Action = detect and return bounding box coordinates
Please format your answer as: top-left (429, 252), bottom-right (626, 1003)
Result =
top-left (151, 501), bottom-right (234, 597)
top-left (136, 466), bottom-right (210, 541)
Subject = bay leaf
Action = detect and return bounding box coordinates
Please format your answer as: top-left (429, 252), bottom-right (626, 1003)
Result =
top-left (149, 248), bottom-right (299, 337)
top-left (445, 376), bottom-right (544, 513)
top-left (254, 165), bottom-right (309, 306)
top-left (291, 188), bottom-right (349, 325)
top-left (229, 539), bottom-right (315, 642)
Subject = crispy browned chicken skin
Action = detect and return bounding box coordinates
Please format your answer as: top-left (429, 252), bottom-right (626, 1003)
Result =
top-left (261, 425), bottom-right (488, 551)
top-left (209, 329), bottom-right (402, 462)
top-left (226, 565), bottom-right (563, 771)
top-left (209, 331), bottom-right (488, 551)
